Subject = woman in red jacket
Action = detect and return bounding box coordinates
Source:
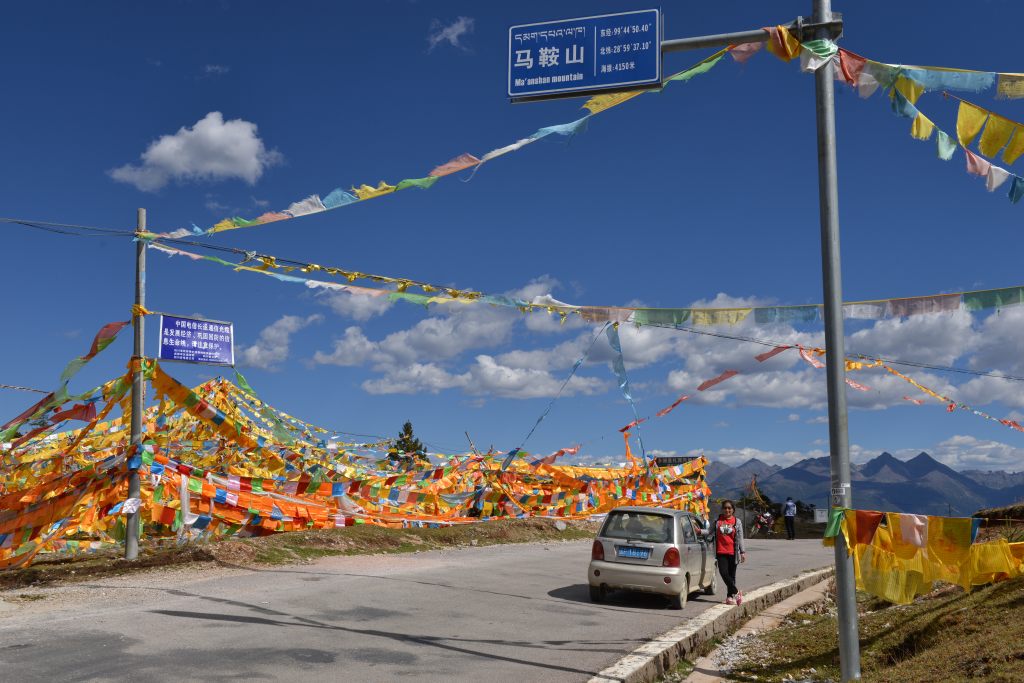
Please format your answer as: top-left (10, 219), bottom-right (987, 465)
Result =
top-left (713, 499), bottom-right (747, 605)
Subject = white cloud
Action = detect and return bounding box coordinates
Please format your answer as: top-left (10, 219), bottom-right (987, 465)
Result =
top-left (692, 446), bottom-right (829, 468)
top-left (202, 64), bottom-right (230, 76)
top-left (204, 196), bottom-right (229, 213)
top-left (466, 355), bottom-right (605, 399)
top-left (427, 16), bottom-right (474, 51)
top-left (925, 435), bottom-right (1024, 470)
top-left (307, 282), bottom-right (1024, 414)
top-left (362, 363), bottom-right (468, 395)
top-left (848, 310), bottom-right (978, 366)
top-left (319, 290), bottom-right (394, 321)
top-left (239, 314), bottom-right (322, 369)
top-left (312, 326), bottom-right (377, 367)
top-left (109, 112), bottom-right (282, 192)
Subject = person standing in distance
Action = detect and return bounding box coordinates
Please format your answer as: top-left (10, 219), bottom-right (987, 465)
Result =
top-left (711, 500), bottom-right (746, 605)
top-left (784, 496), bottom-right (797, 540)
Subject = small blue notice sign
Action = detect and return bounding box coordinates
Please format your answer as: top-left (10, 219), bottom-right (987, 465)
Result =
top-left (508, 9), bottom-right (661, 98)
top-left (158, 314), bottom-right (234, 366)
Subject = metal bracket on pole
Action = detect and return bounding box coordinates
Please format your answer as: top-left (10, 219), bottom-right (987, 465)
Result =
top-left (660, 16), bottom-right (842, 53)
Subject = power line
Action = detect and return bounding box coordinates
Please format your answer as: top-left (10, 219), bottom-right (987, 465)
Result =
top-left (0, 217), bottom-right (136, 238)
top-left (641, 321), bottom-right (1024, 383)
top-left (0, 383), bottom-right (48, 394)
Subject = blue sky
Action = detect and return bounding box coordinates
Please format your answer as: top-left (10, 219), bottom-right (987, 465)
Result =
top-left (2, 1), bottom-right (1023, 471)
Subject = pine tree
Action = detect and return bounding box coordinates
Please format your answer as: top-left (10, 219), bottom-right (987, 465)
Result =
top-left (392, 420), bottom-right (427, 469)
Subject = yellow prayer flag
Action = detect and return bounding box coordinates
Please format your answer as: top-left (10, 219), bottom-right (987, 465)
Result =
top-left (1002, 126), bottom-right (1024, 165)
top-left (691, 308), bottom-right (752, 326)
top-left (583, 90), bottom-right (644, 115)
top-left (891, 76), bottom-right (924, 105)
top-left (766, 25), bottom-right (801, 62)
top-left (956, 101), bottom-right (988, 148)
top-left (996, 73), bottom-right (1024, 100)
top-left (353, 182), bottom-right (397, 200)
top-left (910, 112), bottom-right (934, 141)
top-left (209, 219), bottom-right (237, 234)
top-left (978, 115), bottom-right (1015, 157)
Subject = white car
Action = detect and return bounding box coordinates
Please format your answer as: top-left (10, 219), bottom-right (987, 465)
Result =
top-left (587, 506), bottom-right (717, 609)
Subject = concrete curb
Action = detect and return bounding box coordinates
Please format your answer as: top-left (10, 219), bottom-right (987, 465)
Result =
top-left (588, 566), bottom-right (835, 683)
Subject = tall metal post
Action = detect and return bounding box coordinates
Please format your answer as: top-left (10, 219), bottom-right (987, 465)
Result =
top-left (125, 208), bottom-right (146, 560)
top-left (811, 1), bottom-right (860, 680)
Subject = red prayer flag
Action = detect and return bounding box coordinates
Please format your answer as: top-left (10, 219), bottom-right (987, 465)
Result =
top-left (697, 370), bottom-right (739, 392)
top-left (755, 345), bottom-right (792, 362)
top-left (838, 49), bottom-right (867, 87)
top-left (656, 394), bottom-right (690, 418)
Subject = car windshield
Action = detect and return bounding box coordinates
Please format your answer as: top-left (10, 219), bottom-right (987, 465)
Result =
top-left (601, 511), bottom-right (674, 543)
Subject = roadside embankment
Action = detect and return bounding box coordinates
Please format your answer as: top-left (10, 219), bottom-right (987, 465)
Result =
top-left (0, 518), bottom-right (597, 590)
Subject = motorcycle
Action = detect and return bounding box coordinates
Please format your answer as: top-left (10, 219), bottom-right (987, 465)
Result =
top-left (750, 510), bottom-right (777, 537)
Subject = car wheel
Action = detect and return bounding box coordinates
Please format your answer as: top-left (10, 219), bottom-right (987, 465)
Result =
top-left (704, 567), bottom-right (717, 596)
top-left (589, 585), bottom-right (605, 603)
top-left (669, 576), bottom-right (689, 610)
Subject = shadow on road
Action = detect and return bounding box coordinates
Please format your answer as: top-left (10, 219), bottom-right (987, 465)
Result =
top-left (549, 584), bottom-right (722, 611)
top-left (149, 607), bottom-right (607, 676)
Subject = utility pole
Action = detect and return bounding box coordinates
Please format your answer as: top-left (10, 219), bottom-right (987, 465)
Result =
top-left (660, 6), bottom-right (860, 680)
top-left (811, 1), bottom-right (860, 679)
top-left (125, 207), bottom-right (146, 561)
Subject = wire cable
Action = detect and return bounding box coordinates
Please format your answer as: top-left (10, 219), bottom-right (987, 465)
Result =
top-left (0, 217), bottom-right (136, 238)
top-left (640, 320), bottom-right (1024, 383)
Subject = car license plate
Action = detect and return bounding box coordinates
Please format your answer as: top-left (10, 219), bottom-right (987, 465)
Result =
top-left (615, 546), bottom-right (651, 560)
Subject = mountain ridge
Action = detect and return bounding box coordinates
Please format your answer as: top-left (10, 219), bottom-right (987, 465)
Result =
top-left (706, 451), bottom-right (1024, 515)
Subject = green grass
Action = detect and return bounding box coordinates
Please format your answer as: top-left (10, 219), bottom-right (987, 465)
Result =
top-left (724, 577), bottom-right (1024, 683)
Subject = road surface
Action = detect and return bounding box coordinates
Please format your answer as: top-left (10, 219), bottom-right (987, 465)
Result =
top-left (0, 538), bottom-right (829, 682)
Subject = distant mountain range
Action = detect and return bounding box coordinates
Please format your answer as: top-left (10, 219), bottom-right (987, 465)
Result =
top-left (707, 452), bottom-right (1024, 516)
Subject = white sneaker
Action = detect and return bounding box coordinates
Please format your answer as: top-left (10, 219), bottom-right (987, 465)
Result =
top-left (725, 596), bottom-right (736, 605)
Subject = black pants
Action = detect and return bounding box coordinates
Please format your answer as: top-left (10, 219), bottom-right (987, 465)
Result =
top-left (785, 515), bottom-right (796, 540)
top-left (717, 553), bottom-right (738, 597)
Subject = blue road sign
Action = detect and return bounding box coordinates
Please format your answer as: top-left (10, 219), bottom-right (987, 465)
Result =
top-left (508, 9), bottom-right (661, 98)
top-left (158, 314), bottom-right (234, 366)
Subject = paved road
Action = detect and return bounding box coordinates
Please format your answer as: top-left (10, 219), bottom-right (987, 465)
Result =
top-left (0, 538), bottom-right (830, 682)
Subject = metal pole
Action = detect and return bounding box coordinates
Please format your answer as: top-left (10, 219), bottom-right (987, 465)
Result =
top-left (125, 208), bottom-right (146, 561)
top-left (811, 1), bottom-right (860, 680)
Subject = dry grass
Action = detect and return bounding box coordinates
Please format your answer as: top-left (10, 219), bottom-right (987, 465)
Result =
top-left (725, 577), bottom-right (1024, 682)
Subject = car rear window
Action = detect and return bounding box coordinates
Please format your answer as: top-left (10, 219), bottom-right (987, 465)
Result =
top-left (601, 511), bottom-right (674, 543)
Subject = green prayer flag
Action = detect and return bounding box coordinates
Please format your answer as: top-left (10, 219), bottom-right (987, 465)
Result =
top-left (800, 39), bottom-right (838, 59)
top-left (937, 130), bottom-right (957, 161)
top-left (187, 476), bottom-right (202, 493)
top-left (234, 369), bottom-right (258, 397)
top-left (251, 479), bottom-right (264, 493)
top-left (963, 286), bottom-right (1024, 311)
top-left (666, 51), bottom-right (726, 82)
top-left (59, 358), bottom-right (89, 384)
top-left (825, 507), bottom-right (847, 538)
top-left (396, 176), bottom-right (440, 191)
top-left (387, 291), bottom-right (433, 307)
top-left (631, 308), bottom-right (692, 326)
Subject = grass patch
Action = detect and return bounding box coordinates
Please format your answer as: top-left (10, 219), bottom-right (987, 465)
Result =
top-left (0, 519), bottom-right (598, 589)
top-left (723, 576), bottom-right (1024, 683)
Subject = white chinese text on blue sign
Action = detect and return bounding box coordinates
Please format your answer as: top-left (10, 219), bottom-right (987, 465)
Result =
top-left (508, 9), bottom-right (661, 98)
top-left (158, 314), bottom-right (234, 366)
